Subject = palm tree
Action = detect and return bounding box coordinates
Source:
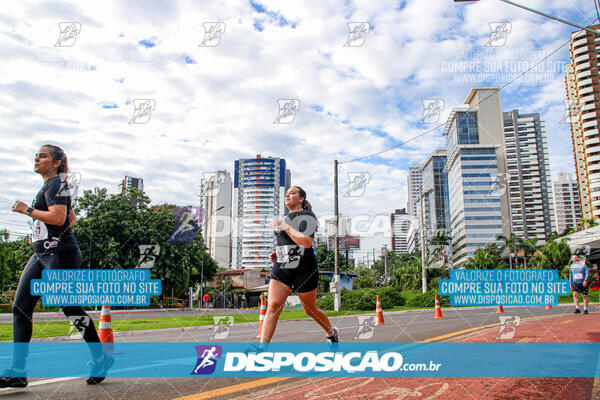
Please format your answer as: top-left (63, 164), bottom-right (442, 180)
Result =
top-left (577, 218), bottom-right (598, 231)
top-left (519, 237), bottom-right (539, 269)
top-left (497, 233), bottom-right (519, 269)
top-left (528, 238), bottom-right (571, 271)
top-left (429, 230), bottom-right (451, 266)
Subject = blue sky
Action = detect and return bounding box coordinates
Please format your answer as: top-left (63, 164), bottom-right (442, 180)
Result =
top-left (0, 0), bottom-right (595, 254)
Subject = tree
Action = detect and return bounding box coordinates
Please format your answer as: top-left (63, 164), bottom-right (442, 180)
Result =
top-left (528, 238), bottom-right (571, 271)
top-left (352, 267), bottom-right (377, 289)
top-left (73, 187), bottom-right (217, 300)
top-left (315, 244), bottom-right (352, 272)
top-left (463, 243), bottom-right (507, 269)
top-left (519, 237), bottom-right (540, 269)
top-left (429, 230), bottom-right (451, 267)
top-left (497, 233), bottom-right (520, 268)
top-left (0, 231), bottom-right (32, 293)
top-left (577, 218), bottom-right (598, 231)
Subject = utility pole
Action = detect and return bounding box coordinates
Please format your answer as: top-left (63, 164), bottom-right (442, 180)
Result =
top-left (420, 189), bottom-right (427, 293)
top-left (200, 258), bottom-right (204, 309)
top-left (372, 248), bottom-right (376, 268)
top-left (333, 160), bottom-right (341, 311)
top-left (384, 245), bottom-right (388, 284)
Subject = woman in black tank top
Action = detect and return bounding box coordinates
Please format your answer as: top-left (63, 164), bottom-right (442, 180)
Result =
top-left (257, 186), bottom-right (339, 348)
top-left (2, 145), bottom-right (112, 388)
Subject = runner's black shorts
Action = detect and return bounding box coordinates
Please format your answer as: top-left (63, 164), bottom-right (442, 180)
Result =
top-left (572, 282), bottom-right (589, 295)
top-left (270, 261), bottom-right (319, 293)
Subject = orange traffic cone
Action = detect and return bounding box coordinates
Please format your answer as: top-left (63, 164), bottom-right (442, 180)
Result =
top-left (256, 294), bottom-right (267, 338)
top-left (545, 304), bottom-right (552, 310)
top-left (434, 294), bottom-right (443, 319)
top-left (496, 305), bottom-right (504, 313)
top-left (375, 295), bottom-right (385, 325)
top-left (98, 306), bottom-right (115, 354)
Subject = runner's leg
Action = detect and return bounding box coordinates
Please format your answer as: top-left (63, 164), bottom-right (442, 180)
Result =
top-left (297, 289), bottom-right (332, 335)
top-left (11, 253), bottom-right (54, 370)
top-left (260, 279), bottom-right (291, 343)
top-left (57, 248), bottom-right (103, 360)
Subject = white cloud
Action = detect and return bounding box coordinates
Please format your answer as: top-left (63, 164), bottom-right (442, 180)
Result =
top-left (0, 0), bottom-right (595, 253)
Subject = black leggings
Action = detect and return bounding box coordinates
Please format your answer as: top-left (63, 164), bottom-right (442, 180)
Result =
top-left (12, 248), bottom-right (102, 369)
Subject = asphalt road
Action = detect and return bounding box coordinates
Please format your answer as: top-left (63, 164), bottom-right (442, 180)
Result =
top-left (0, 304), bottom-right (585, 400)
top-left (0, 308), bottom-right (260, 323)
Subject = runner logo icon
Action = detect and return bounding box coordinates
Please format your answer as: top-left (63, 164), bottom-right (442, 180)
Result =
top-left (191, 345), bottom-right (222, 375)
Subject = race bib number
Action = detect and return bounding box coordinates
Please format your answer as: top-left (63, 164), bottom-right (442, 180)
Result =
top-left (276, 245), bottom-right (290, 263)
top-left (573, 273), bottom-right (583, 280)
top-left (276, 245), bottom-right (304, 269)
top-left (32, 220), bottom-right (48, 242)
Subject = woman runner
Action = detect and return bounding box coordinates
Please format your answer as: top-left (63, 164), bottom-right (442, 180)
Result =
top-left (260, 186), bottom-right (339, 345)
top-left (1, 145), bottom-right (113, 387)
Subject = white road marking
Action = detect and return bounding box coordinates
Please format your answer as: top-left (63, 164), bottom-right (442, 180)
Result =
top-left (0, 376), bottom-right (79, 392)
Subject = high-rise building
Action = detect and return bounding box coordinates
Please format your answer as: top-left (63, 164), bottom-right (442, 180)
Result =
top-left (419, 149), bottom-right (450, 241)
top-left (503, 110), bottom-right (554, 240)
top-left (390, 208), bottom-right (415, 254)
top-left (122, 176), bottom-right (143, 193)
top-left (553, 172), bottom-right (582, 233)
top-left (232, 155), bottom-right (291, 269)
top-left (200, 171), bottom-right (232, 269)
top-left (324, 216), bottom-right (351, 237)
top-left (566, 25), bottom-right (600, 220)
top-left (407, 164), bottom-right (422, 218)
top-left (443, 87), bottom-right (511, 267)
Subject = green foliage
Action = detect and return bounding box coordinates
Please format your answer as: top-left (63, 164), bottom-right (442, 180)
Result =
top-left (315, 244), bottom-right (352, 272)
top-left (528, 238), bottom-right (571, 271)
top-left (0, 230), bottom-right (32, 292)
top-left (405, 291), bottom-right (450, 308)
top-left (353, 267), bottom-right (378, 289)
top-left (316, 287), bottom-right (404, 311)
top-left (72, 187), bottom-right (217, 298)
top-left (462, 243), bottom-right (507, 269)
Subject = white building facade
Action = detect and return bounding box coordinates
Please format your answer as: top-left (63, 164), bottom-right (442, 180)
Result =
top-left (199, 170), bottom-right (232, 269)
top-left (232, 155), bottom-right (290, 269)
top-left (503, 110), bottom-right (554, 241)
top-left (553, 172), bottom-right (582, 233)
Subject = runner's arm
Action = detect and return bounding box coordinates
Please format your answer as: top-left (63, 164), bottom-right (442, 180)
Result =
top-left (282, 225), bottom-right (314, 248)
top-left (13, 201), bottom-right (67, 226)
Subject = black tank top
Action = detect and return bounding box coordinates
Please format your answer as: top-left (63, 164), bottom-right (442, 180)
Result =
top-left (31, 176), bottom-right (78, 254)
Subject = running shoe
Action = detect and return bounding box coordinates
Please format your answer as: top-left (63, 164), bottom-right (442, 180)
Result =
top-left (584, 310), bottom-right (589, 314)
top-left (0, 369), bottom-right (27, 388)
top-left (86, 354), bottom-right (115, 385)
top-left (326, 327), bottom-right (339, 343)
top-left (574, 309), bottom-right (581, 314)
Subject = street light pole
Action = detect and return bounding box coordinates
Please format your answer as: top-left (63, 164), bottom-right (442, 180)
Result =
top-left (191, 204), bottom-right (225, 310)
top-left (420, 189), bottom-right (427, 293)
top-left (222, 279), bottom-right (226, 308)
top-left (333, 160), bottom-right (341, 311)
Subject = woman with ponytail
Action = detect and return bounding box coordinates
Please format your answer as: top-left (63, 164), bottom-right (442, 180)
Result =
top-left (258, 186), bottom-right (338, 347)
top-left (3, 145), bottom-right (113, 388)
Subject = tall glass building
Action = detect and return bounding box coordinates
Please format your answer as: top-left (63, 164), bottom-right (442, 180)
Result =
top-left (232, 155), bottom-right (291, 269)
top-left (443, 87), bottom-right (511, 266)
top-left (419, 149), bottom-right (450, 240)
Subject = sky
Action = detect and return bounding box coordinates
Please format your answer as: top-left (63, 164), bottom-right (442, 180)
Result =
top-left (0, 0), bottom-right (596, 261)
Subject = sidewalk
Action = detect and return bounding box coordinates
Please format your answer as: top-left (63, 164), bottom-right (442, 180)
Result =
top-left (458, 308), bottom-right (600, 343)
top-left (233, 311), bottom-right (600, 400)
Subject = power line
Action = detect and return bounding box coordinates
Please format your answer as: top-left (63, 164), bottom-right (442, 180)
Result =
top-left (340, 16), bottom-right (599, 165)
